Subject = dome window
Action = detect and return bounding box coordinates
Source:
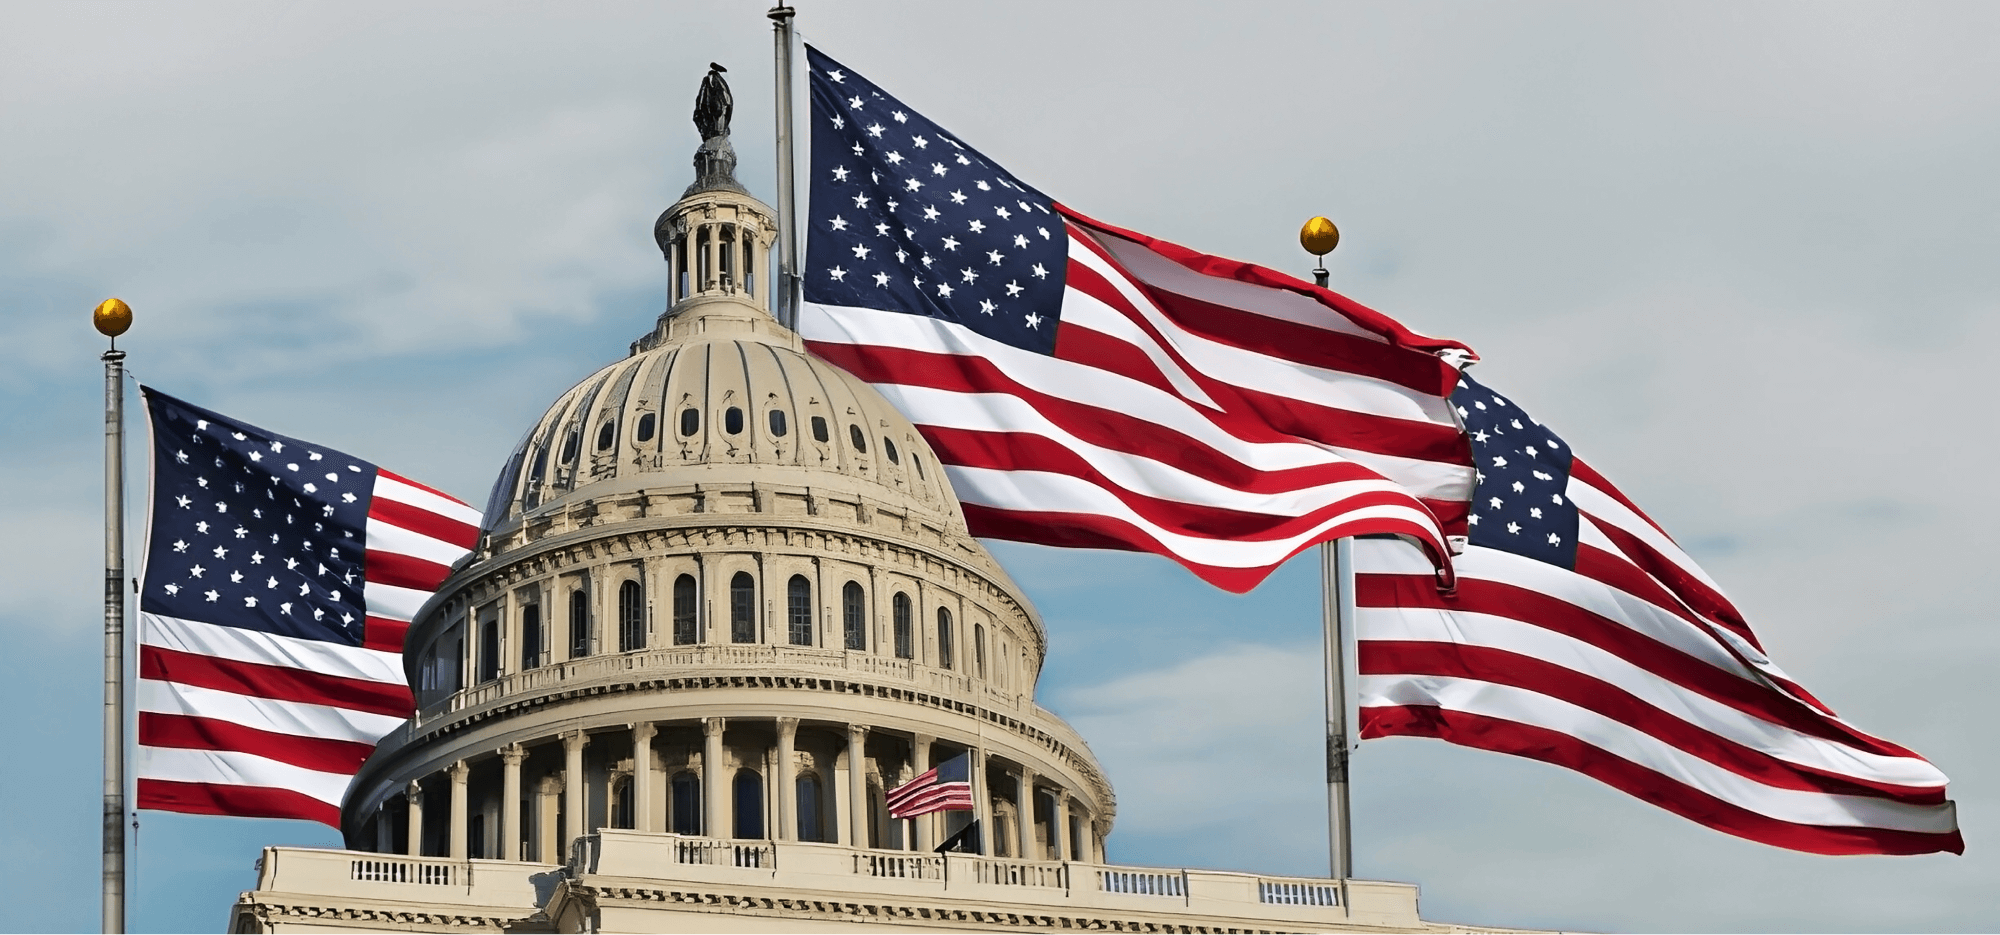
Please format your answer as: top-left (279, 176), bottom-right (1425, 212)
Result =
top-left (618, 580), bottom-right (645, 652)
top-left (848, 424), bottom-right (867, 453)
top-left (892, 593), bottom-right (913, 659)
top-left (725, 406), bottom-right (744, 435)
top-left (730, 572), bottom-right (756, 643)
top-left (635, 413), bottom-right (656, 443)
top-left (936, 608), bottom-right (955, 670)
top-left (560, 430), bottom-right (580, 464)
top-left (679, 408), bottom-right (700, 437)
top-left (842, 581), bottom-right (865, 650)
top-left (596, 421), bottom-right (615, 452)
top-left (787, 575), bottom-right (813, 646)
top-left (912, 454), bottom-right (926, 481)
top-left (884, 438), bottom-right (900, 465)
top-left (530, 448), bottom-right (548, 479)
top-left (811, 416), bottom-right (829, 443)
top-left (768, 410), bottom-right (788, 437)
top-left (672, 574), bottom-right (698, 645)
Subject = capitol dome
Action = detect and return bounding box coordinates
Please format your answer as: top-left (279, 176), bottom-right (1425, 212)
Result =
top-left (336, 134), bottom-right (1114, 879)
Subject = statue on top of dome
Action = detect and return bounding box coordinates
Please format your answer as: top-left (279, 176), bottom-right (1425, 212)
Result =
top-left (693, 62), bottom-right (732, 141)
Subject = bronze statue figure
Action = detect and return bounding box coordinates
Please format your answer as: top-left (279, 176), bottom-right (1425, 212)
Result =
top-left (694, 62), bottom-right (732, 140)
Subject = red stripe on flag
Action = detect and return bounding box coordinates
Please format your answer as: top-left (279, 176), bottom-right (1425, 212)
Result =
top-left (140, 645), bottom-right (413, 718)
top-left (1360, 705), bottom-right (1964, 856)
top-left (1358, 641), bottom-right (1945, 804)
top-left (968, 503), bottom-right (1443, 594)
top-left (137, 778), bottom-right (341, 828)
top-left (367, 496), bottom-right (478, 550)
top-left (364, 549), bottom-right (453, 593)
top-left (363, 615), bottom-right (411, 654)
top-left (139, 711), bottom-right (378, 775)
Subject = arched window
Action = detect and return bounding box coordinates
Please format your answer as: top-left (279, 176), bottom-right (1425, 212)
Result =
top-left (742, 228), bottom-right (755, 296)
top-left (787, 575), bottom-right (813, 646)
top-left (884, 437), bottom-right (900, 464)
top-left (680, 408), bottom-right (700, 437)
top-left (596, 421), bottom-right (615, 451)
top-left (842, 581), bottom-right (865, 651)
top-left (477, 611), bottom-right (499, 683)
top-left (795, 773), bottom-right (823, 842)
top-left (725, 407), bottom-right (744, 435)
top-left (568, 590), bottom-right (589, 658)
top-left (936, 608), bottom-right (954, 670)
top-left (672, 574), bottom-right (698, 645)
top-left (913, 454), bottom-right (925, 481)
top-left (610, 776), bottom-right (634, 830)
top-left (560, 429), bottom-right (580, 464)
top-left (848, 424), bottom-right (868, 452)
top-left (732, 769), bottom-right (765, 840)
top-left (519, 602), bottom-right (542, 671)
top-left (697, 225), bottom-right (712, 288)
top-left (768, 409), bottom-right (788, 437)
top-left (670, 772), bottom-right (702, 835)
top-left (730, 572), bottom-right (756, 643)
top-left (892, 593), bottom-right (913, 659)
top-left (975, 623), bottom-right (987, 678)
top-left (811, 416), bottom-right (829, 443)
top-left (618, 580), bottom-right (645, 652)
top-left (635, 412), bottom-right (656, 442)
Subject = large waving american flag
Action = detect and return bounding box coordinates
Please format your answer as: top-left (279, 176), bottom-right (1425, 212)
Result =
top-left (798, 46), bottom-right (1473, 593)
top-left (1354, 372), bottom-right (1961, 855)
top-left (135, 388), bottom-right (478, 826)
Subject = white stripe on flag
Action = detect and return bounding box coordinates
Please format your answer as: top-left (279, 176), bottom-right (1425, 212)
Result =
top-left (141, 612), bottom-right (404, 687)
top-left (138, 677), bottom-right (406, 745)
top-left (137, 745), bottom-right (355, 809)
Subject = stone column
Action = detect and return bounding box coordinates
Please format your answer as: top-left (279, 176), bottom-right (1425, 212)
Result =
top-left (500, 744), bottom-right (525, 861)
top-left (909, 733), bottom-right (932, 852)
top-left (562, 730), bottom-right (589, 851)
top-left (536, 775), bottom-right (563, 864)
top-left (447, 760), bottom-right (470, 859)
top-left (1053, 791), bottom-right (1071, 862)
top-left (405, 779), bottom-right (424, 857)
top-left (846, 724), bottom-right (870, 849)
top-left (1014, 767), bottom-right (1037, 859)
top-left (775, 717), bottom-right (798, 841)
top-left (974, 747), bottom-right (993, 856)
top-left (632, 722), bottom-right (657, 833)
top-left (703, 717), bottom-right (727, 838)
top-left (375, 802), bottom-right (393, 854)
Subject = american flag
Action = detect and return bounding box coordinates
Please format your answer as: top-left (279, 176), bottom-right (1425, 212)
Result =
top-left (134, 388), bottom-right (478, 827)
top-left (1354, 372), bottom-right (1962, 855)
top-left (798, 46), bottom-right (1475, 593)
top-left (886, 751), bottom-right (975, 819)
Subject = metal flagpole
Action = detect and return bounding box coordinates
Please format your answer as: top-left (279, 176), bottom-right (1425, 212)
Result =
top-left (768, 3), bottom-right (801, 332)
top-left (95, 297), bottom-right (133, 934)
top-left (1300, 218), bottom-right (1353, 914)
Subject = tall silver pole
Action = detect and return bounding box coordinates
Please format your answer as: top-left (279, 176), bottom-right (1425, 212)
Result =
top-left (1310, 256), bottom-right (1354, 913)
top-left (102, 342), bottom-right (128, 934)
top-left (768, 3), bottom-right (801, 332)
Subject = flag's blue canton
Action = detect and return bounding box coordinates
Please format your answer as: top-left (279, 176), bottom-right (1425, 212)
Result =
top-left (935, 751), bottom-right (971, 783)
top-left (1455, 373), bottom-right (1578, 568)
top-left (803, 46), bottom-right (1068, 356)
top-left (140, 389), bottom-right (376, 646)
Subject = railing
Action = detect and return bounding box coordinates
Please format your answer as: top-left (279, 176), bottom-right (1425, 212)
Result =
top-left (1098, 868), bottom-right (1186, 898)
top-left (349, 857), bottom-right (456, 886)
top-left (1259, 879), bottom-right (1339, 906)
top-left (673, 837), bottom-right (774, 869)
top-left (855, 852), bottom-right (942, 880)
top-left (970, 858), bottom-right (1067, 889)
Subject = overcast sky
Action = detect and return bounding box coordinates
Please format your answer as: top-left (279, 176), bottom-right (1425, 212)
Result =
top-left (4, 2), bottom-right (1997, 931)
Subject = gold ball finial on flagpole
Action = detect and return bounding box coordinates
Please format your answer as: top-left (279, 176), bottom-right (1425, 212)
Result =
top-left (1300, 217), bottom-right (1340, 257)
top-left (93, 298), bottom-right (133, 338)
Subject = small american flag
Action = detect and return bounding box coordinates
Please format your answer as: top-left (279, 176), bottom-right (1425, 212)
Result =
top-left (886, 751), bottom-right (974, 819)
top-left (134, 387), bottom-right (478, 826)
top-left (1354, 372), bottom-right (1962, 855)
top-left (798, 45), bottom-right (1474, 593)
